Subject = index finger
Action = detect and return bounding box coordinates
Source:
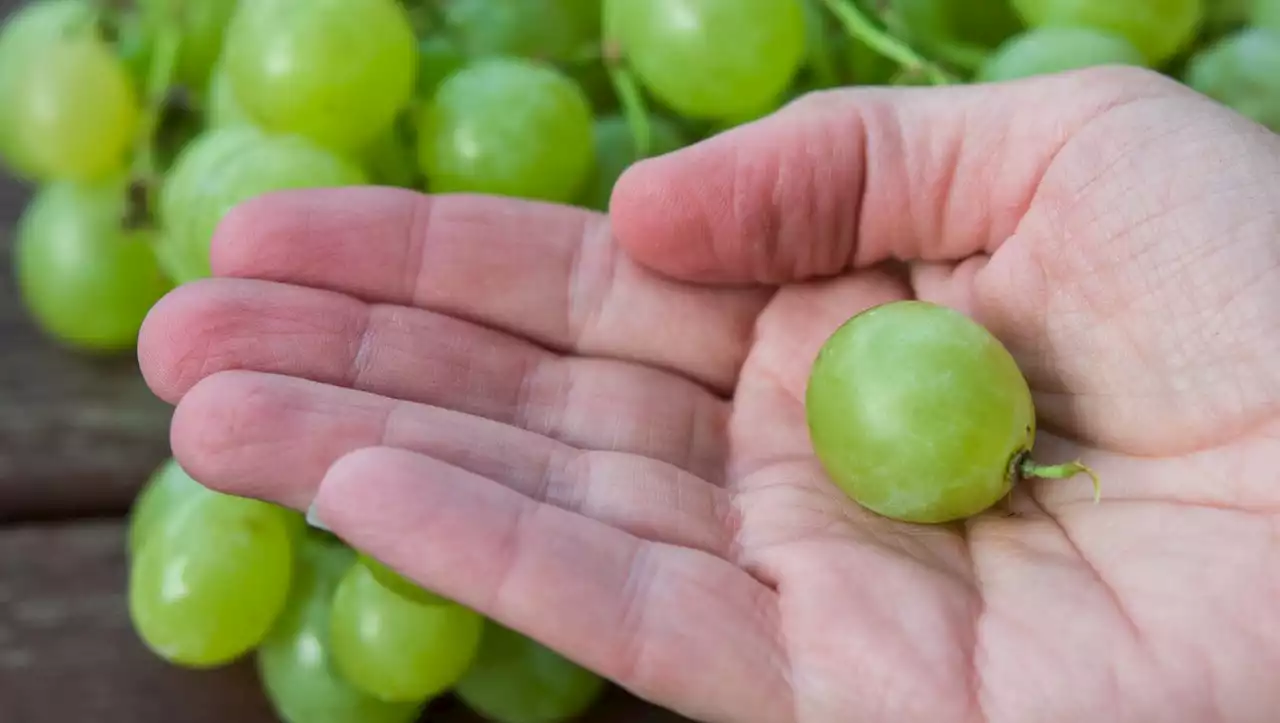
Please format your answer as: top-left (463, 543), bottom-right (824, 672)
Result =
top-left (610, 66), bottom-right (1184, 285)
top-left (210, 187), bottom-right (768, 393)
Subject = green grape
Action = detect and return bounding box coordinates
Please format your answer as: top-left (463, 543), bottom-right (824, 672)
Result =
top-left (0, 2), bottom-right (139, 181)
top-left (206, 61), bottom-right (252, 128)
top-left (258, 534), bottom-right (425, 723)
top-left (1185, 28), bottom-right (1280, 132)
top-left (14, 177), bottom-right (171, 352)
top-left (329, 560), bottom-right (484, 702)
top-left (441, 0), bottom-right (601, 62)
top-left (417, 58), bottom-right (595, 202)
top-left (976, 26), bottom-right (1147, 82)
top-left (1254, 0), bottom-right (1280, 29)
top-left (159, 126), bottom-right (366, 282)
top-left (358, 554), bottom-right (448, 606)
top-left (223, 0), bottom-right (418, 153)
top-left (128, 458), bottom-right (209, 558)
top-left (129, 489), bottom-right (295, 667)
top-left (138, 0), bottom-right (239, 93)
top-left (0, 0), bottom-right (93, 175)
top-left (1011, 0), bottom-right (1203, 63)
top-left (455, 622), bottom-right (607, 723)
top-left (129, 456), bottom-right (305, 555)
top-left (416, 36), bottom-right (466, 101)
top-left (806, 301), bottom-right (1096, 524)
top-left (581, 113), bottom-right (687, 212)
top-left (605, 0), bottom-right (807, 121)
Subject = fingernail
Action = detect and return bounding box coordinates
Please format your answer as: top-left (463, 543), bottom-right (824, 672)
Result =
top-left (305, 501), bottom-right (331, 532)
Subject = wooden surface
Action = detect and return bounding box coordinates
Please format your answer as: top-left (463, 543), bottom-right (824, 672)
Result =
top-left (0, 4), bottom-right (684, 720)
top-left (0, 174), bottom-right (174, 524)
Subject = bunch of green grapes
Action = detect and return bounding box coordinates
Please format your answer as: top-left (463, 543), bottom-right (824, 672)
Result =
top-left (1, 0), bottom-right (1277, 721)
top-left (127, 457), bottom-right (607, 723)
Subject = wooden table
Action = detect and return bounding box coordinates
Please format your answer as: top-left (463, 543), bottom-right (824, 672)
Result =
top-left (0, 4), bottom-right (686, 719)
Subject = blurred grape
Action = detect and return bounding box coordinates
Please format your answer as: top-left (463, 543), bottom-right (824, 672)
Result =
top-left (1185, 27), bottom-right (1280, 132)
top-left (456, 622), bottom-right (608, 723)
top-left (14, 176), bottom-right (170, 351)
top-left (977, 26), bottom-right (1147, 82)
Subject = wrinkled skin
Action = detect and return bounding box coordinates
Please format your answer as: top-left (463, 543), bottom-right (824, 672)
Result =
top-left (139, 67), bottom-right (1280, 723)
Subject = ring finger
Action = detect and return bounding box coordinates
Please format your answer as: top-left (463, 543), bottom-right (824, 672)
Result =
top-left (173, 370), bottom-right (737, 558)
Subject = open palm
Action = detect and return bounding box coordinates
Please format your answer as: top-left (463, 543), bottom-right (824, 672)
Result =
top-left (139, 68), bottom-right (1280, 723)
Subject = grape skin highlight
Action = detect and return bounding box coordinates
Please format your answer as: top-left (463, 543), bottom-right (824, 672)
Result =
top-left (129, 489), bottom-right (295, 668)
top-left (805, 301), bottom-right (1037, 524)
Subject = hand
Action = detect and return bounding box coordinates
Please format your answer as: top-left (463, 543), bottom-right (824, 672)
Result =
top-left (138, 66), bottom-right (1280, 723)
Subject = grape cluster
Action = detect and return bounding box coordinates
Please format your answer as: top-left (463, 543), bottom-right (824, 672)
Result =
top-left (0, 0), bottom-right (1276, 721)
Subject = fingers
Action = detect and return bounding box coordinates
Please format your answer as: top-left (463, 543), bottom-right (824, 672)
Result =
top-left (611, 66), bottom-right (1183, 285)
top-left (310, 447), bottom-right (792, 723)
top-left (171, 371), bottom-right (736, 557)
top-left (209, 186), bottom-right (769, 393)
top-left (139, 279), bottom-right (728, 482)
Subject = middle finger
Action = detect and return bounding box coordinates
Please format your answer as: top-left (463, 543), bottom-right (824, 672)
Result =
top-left (140, 278), bottom-right (729, 482)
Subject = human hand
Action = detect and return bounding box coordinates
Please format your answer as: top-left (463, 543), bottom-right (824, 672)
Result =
top-left (138, 66), bottom-right (1280, 723)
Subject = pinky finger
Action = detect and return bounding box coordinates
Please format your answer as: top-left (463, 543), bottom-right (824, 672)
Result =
top-left (310, 447), bottom-right (793, 723)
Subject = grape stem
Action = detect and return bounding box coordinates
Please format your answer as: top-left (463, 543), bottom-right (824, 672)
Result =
top-left (1019, 455), bottom-right (1103, 504)
top-left (602, 40), bottom-right (652, 161)
top-left (131, 16), bottom-right (183, 182)
top-left (817, 0), bottom-right (955, 85)
top-left (124, 3), bottom-right (183, 230)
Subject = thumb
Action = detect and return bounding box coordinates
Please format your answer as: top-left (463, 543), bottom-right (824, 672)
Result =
top-left (609, 66), bottom-right (1179, 286)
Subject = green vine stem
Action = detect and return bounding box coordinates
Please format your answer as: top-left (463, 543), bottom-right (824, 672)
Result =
top-left (819, 0), bottom-right (955, 85)
top-left (1019, 456), bottom-right (1103, 504)
top-left (132, 20), bottom-right (182, 183)
top-left (602, 40), bottom-right (652, 160)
